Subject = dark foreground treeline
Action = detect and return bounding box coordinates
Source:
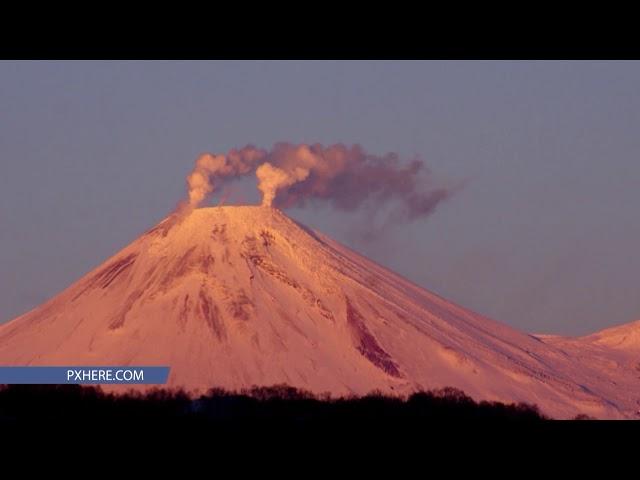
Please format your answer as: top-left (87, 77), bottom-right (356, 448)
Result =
top-left (0, 384), bottom-right (545, 429)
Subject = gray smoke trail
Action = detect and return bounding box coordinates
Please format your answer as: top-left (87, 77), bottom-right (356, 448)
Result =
top-left (180, 142), bottom-right (453, 226)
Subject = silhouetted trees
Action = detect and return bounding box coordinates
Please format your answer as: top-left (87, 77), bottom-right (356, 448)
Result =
top-left (0, 384), bottom-right (546, 429)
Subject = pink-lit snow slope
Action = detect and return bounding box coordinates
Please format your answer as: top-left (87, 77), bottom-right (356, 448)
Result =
top-left (0, 206), bottom-right (638, 419)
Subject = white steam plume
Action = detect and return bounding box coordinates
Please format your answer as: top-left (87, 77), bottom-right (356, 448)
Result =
top-left (178, 143), bottom-right (453, 228)
top-left (256, 162), bottom-right (310, 207)
top-left (179, 146), bottom-right (266, 215)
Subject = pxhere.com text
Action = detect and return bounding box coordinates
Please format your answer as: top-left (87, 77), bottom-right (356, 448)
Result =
top-left (0, 366), bottom-right (170, 384)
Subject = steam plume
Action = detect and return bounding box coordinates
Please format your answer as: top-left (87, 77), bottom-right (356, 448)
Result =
top-left (180, 146), bottom-right (266, 214)
top-left (181, 142), bottom-right (452, 225)
top-left (256, 162), bottom-right (310, 207)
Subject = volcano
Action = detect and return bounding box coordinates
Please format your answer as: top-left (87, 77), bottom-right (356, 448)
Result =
top-left (0, 206), bottom-right (638, 418)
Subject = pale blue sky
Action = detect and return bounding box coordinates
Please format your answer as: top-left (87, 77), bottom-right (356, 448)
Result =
top-left (1, 61), bottom-right (639, 335)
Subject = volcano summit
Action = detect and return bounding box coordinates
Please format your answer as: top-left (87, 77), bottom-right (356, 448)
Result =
top-left (1, 206), bottom-right (639, 419)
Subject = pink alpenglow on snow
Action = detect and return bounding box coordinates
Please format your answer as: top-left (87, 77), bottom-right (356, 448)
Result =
top-left (1, 205), bottom-right (639, 419)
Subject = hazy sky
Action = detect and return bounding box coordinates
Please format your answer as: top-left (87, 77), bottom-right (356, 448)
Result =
top-left (1, 61), bottom-right (639, 335)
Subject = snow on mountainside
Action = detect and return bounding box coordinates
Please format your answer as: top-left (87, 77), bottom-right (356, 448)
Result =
top-left (536, 321), bottom-right (640, 418)
top-left (0, 206), bottom-right (638, 419)
top-left (580, 319), bottom-right (640, 352)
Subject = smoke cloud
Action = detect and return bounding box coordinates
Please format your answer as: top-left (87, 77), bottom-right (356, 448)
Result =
top-left (256, 162), bottom-right (311, 207)
top-left (180, 142), bottom-right (453, 225)
top-left (179, 146), bottom-right (266, 214)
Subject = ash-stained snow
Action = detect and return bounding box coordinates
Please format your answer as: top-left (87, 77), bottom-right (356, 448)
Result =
top-left (0, 206), bottom-right (638, 419)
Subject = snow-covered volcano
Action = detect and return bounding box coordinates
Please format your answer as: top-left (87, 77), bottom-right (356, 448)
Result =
top-left (0, 206), bottom-right (638, 418)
